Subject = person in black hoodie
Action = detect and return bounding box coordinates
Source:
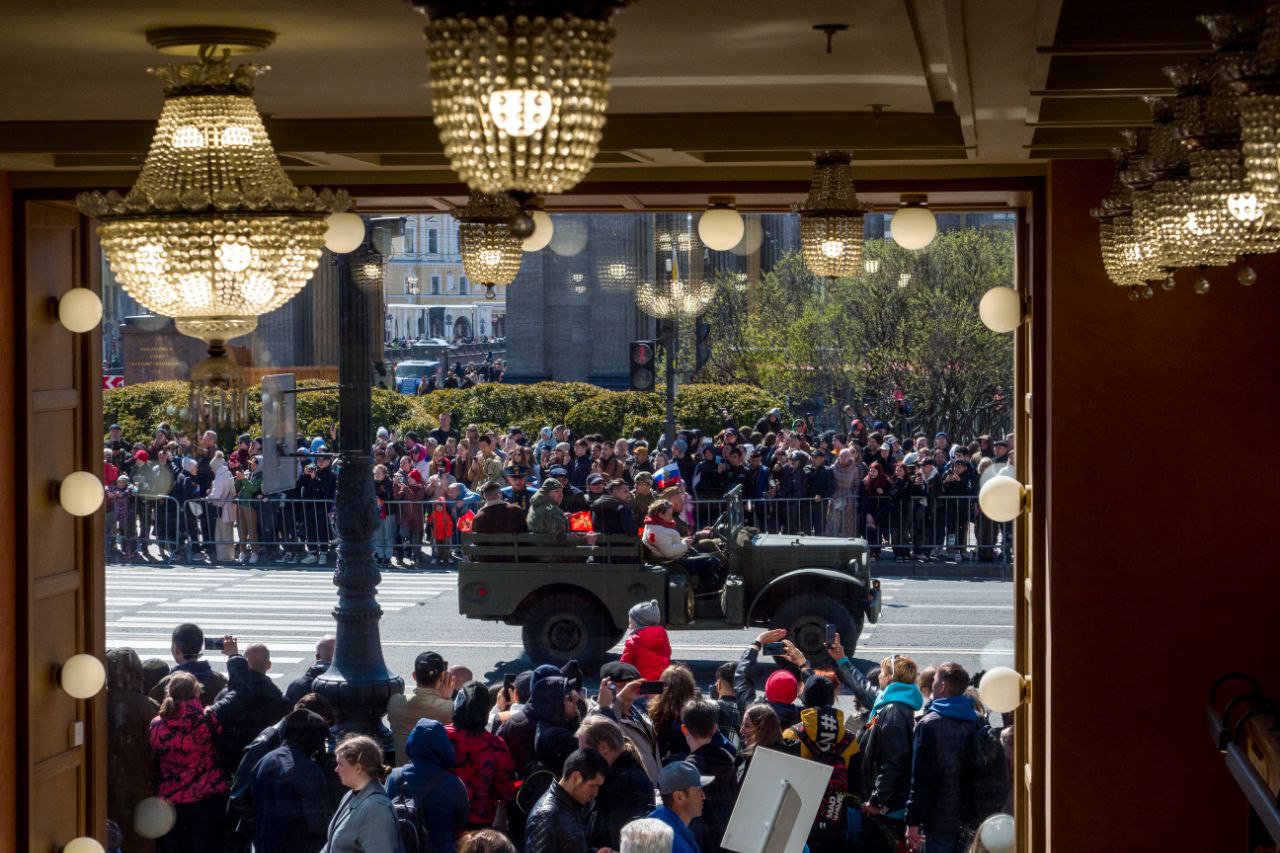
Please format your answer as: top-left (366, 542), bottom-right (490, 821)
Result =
top-left (691, 445), bottom-right (725, 530)
top-left (679, 699), bottom-right (738, 853)
top-left (533, 675), bottom-right (583, 776)
top-left (284, 635), bottom-right (335, 705)
top-left (250, 709), bottom-right (333, 853)
top-left (208, 640), bottom-right (290, 773)
top-left (499, 664), bottom-right (578, 776)
top-left (576, 716), bottom-right (655, 850)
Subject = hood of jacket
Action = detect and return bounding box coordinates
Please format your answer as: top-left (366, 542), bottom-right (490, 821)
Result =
top-left (452, 679), bottom-right (493, 732)
top-left (405, 717), bottom-right (456, 771)
top-left (107, 647), bottom-right (144, 694)
top-left (528, 675), bottom-right (568, 726)
top-left (871, 682), bottom-right (925, 719)
top-left (796, 706), bottom-right (851, 753)
top-left (929, 694), bottom-right (978, 722)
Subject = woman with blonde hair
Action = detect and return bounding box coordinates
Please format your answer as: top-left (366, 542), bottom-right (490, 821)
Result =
top-left (647, 665), bottom-right (698, 761)
top-left (322, 735), bottom-right (399, 853)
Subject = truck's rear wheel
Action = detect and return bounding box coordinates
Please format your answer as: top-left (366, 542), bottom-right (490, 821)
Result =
top-left (771, 594), bottom-right (863, 663)
top-left (522, 593), bottom-right (615, 665)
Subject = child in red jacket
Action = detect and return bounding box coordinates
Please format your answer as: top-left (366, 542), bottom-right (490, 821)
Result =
top-left (429, 498), bottom-right (455, 565)
top-left (621, 599), bottom-right (671, 680)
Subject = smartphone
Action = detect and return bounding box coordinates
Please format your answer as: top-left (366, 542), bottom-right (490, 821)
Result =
top-left (503, 672), bottom-right (516, 691)
top-left (204, 637), bottom-right (225, 651)
top-left (825, 624), bottom-right (837, 646)
top-left (639, 680), bottom-right (666, 696)
top-left (761, 641), bottom-right (787, 656)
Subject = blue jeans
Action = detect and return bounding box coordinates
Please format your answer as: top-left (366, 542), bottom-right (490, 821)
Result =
top-left (375, 516), bottom-right (396, 558)
top-left (922, 831), bottom-right (965, 853)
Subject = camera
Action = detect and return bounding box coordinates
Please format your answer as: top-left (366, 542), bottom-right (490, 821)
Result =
top-left (761, 641), bottom-right (787, 656)
top-left (204, 637), bottom-right (225, 651)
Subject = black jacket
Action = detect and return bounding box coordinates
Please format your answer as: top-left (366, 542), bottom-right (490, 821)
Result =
top-left (525, 782), bottom-right (590, 853)
top-left (904, 708), bottom-right (974, 834)
top-left (857, 701), bottom-right (915, 813)
top-left (585, 749), bottom-right (655, 850)
top-left (687, 736), bottom-right (738, 853)
top-left (284, 660), bottom-right (329, 706)
top-left (693, 458), bottom-right (724, 499)
top-left (209, 656), bottom-right (290, 772)
top-left (590, 495), bottom-right (638, 538)
top-left (251, 744), bottom-right (331, 853)
top-left (732, 647), bottom-right (799, 729)
top-left (229, 720), bottom-right (285, 829)
top-left (807, 463), bottom-right (836, 499)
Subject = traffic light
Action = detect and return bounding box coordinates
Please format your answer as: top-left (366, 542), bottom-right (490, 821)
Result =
top-left (629, 340), bottom-right (656, 391)
top-left (695, 316), bottom-right (712, 370)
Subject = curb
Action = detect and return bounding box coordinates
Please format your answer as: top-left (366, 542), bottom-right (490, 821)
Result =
top-left (872, 562), bottom-right (1012, 580)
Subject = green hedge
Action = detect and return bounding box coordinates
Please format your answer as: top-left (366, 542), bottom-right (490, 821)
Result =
top-left (105, 380), bottom-right (790, 445)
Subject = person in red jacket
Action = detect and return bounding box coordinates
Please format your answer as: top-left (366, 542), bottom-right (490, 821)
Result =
top-left (429, 498), bottom-right (456, 565)
top-left (621, 600), bottom-right (671, 681)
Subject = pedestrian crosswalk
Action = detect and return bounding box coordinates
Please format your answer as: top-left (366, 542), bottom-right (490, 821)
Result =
top-left (106, 564), bottom-right (457, 680)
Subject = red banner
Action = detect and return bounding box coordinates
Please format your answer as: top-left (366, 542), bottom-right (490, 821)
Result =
top-left (456, 510), bottom-right (475, 533)
top-left (568, 511), bottom-right (593, 532)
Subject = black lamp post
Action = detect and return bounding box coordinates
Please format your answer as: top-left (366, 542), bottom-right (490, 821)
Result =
top-left (314, 242), bottom-right (403, 745)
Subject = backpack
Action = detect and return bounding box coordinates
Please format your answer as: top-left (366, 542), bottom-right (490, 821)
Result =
top-left (511, 758), bottom-right (557, 828)
top-left (789, 720), bottom-right (857, 844)
top-left (389, 770), bottom-right (445, 853)
top-left (961, 722), bottom-right (1009, 825)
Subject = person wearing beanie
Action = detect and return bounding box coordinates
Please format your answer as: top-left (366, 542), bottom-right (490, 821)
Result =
top-left (528, 477), bottom-right (598, 545)
top-left (621, 601), bottom-right (671, 681)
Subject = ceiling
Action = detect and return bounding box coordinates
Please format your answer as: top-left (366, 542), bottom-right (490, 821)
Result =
top-left (0, 0), bottom-right (1243, 205)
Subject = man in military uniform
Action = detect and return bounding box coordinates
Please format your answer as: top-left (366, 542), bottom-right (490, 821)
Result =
top-left (527, 479), bottom-right (597, 545)
top-left (501, 464), bottom-right (534, 511)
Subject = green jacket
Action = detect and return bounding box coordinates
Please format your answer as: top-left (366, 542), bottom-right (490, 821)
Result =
top-left (234, 471), bottom-right (263, 500)
top-left (527, 490), bottom-right (568, 541)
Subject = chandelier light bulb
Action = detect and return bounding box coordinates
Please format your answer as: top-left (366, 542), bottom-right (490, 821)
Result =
top-left (60, 653), bottom-right (107, 699)
top-left (978, 475), bottom-right (1025, 523)
top-left (890, 198), bottom-right (938, 250)
top-left (454, 191), bottom-right (523, 290)
top-left (479, 249), bottom-right (504, 268)
top-left (215, 241), bottom-right (254, 272)
top-left (522, 208), bottom-right (554, 252)
top-left (170, 125), bottom-right (206, 149)
top-left (820, 240), bottom-right (845, 259)
top-left (57, 288), bottom-right (104, 333)
top-left (978, 666), bottom-right (1027, 713)
top-left (977, 813), bottom-right (1016, 853)
top-left (239, 275), bottom-right (275, 306)
top-left (486, 88), bottom-right (554, 138)
top-left (219, 124), bottom-right (253, 147)
top-left (58, 471), bottom-right (104, 516)
top-left (979, 286), bottom-right (1022, 333)
top-left (63, 839), bottom-right (105, 853)
top-left (324, 212), bottom-right (366, 254)
top-left (698, 198), bottom-right (745, 251)
top-left (134, 797), bottom-right (177, 839)
top-left (1227, 193), bottom-right (1264, 222)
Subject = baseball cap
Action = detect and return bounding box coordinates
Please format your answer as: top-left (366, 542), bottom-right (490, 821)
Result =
top-left (414, 651), bottom-right (446, 681)
top-left (548, 466), bottom-right (569, 477)
top-left (600, 661), bottom-right (642, 683)
top-left (586, 473), bottom-right (606, 485)
top-left (109, 423), bottom-right (121, 431)
top-left (659, 760), bottom-right (715, 796)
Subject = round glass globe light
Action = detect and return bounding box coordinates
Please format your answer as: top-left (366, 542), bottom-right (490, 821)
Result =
top-left (59, 471), bottom-right (104, 516)
top-left (978, 813), bottom-right (1016, 853)
top-left (979, 286), bottom-right (1021, 333)
top-left (63, 838), bottom-right (105, 853)
top-left (978, 475), bottom-right (1024, 523)
top-left (60, 653), bottom-right (106, 699)
top-left (323, 212), bottom-right (366, 254)
top-left (134, 797), bottom-right (177, 839)
top-left (58, 288), bottom-right (103, 333)
top-left (698, 206), bottom-right (745, 251)
top-left (978, 665), bottom-right (1025, 713)
top-left (890, 205), bottom-right (938, 250)
top-left (523, 210), bottom-right (555, 252)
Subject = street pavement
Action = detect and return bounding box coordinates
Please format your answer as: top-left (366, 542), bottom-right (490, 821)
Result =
top-left (106, 563), bottom-right (1014, 689)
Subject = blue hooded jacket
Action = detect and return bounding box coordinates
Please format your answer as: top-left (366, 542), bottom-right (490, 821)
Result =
top-left (870, 681), bottom-right (925, 719)
top-left (387, 718), bottom-right (470, 851)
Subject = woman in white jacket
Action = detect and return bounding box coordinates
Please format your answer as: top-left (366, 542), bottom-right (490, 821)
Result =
top-left (641, 498), bottom-right (722, 590)
top-left (207, 454), bottom-right (237, 562)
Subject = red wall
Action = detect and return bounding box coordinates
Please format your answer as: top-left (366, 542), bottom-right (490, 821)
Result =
top-left (1045, 160), bottom-right (1280, 849)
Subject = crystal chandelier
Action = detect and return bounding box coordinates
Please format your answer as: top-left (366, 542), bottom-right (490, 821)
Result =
top-left (411, 0), bottom-right (631, 196)
top-left (793, 151), bottom-right (869, 281)
top-left (1236, 4), bottom-right (1280, 212)
top-left (636, 232), bottom-right (713, 319)
top-left (453, 191), bottom-right (524, 300)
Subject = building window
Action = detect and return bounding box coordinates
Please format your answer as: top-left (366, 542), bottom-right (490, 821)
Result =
top-left (404, 221), bottom-right (416, 254)
top-left (460, 276), bottom-right (468, 295)
top-left (431, 275), bottom-right (441, 296)
top-left (428, 228), bottom-right (439, 254)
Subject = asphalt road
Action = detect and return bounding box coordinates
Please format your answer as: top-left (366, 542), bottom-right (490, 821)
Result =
top-left (105, 562), bottom-right (1014, 691)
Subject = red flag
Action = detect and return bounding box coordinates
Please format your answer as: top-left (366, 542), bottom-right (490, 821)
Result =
top-left (569, 511), bottom-right (594, 532)
top-left (456, 510), bottom-right (475, 533)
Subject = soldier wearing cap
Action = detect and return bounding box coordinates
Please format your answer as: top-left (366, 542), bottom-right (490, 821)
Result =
top-left (630, 471), bottom-right (656, 521)
top-left (501, 463), bottom-right (534, 510)
top-left (472, 480), bottom-right (528, 542)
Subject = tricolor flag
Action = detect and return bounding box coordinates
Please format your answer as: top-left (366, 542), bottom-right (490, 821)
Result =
top-left (654, 462), bottom-right (681, 490)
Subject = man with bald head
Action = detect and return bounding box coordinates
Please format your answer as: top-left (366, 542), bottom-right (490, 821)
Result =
top-left (208, 636), bottom-right (290, 773)
top-left (285, 634), bottom-right (336, 704)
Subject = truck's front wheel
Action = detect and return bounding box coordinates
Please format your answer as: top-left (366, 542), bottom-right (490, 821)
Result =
top-left (771, 594), bottom-right (863, 664)
top-left (522, 593), bottom-right (615, 665)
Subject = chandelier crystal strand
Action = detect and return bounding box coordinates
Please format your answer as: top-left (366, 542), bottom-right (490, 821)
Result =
top-left (1237, 5), bottom-right (1280, 210)
top-left (76, 47), bottom-right (344, 345)
top-left (414, 1), bottom-right (630, 196)
top-left (793, 151), bottom-right (868, 279)
top-left (453, 191), bottom-right (524, 300)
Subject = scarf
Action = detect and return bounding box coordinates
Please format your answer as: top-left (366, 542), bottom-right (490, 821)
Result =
top-left (870, 681), bottom-right (925, 720)
top-left (644, 515), bottom-right (678, 529)
top-left (929, 694), bottom-right (979, 721)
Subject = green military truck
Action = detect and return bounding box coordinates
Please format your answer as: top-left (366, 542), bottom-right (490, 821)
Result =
top-left (457, 486), bottom-right (882, 664)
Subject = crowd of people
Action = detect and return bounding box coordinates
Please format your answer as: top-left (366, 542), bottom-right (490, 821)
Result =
top-left (103, 408), bottom-right (1015, 567)
top-left (108, 612), bottom-right (1012, 853)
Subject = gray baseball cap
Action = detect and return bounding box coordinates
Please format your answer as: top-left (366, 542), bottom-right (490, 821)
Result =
top-left (658, 760), bottom-right (715, 795)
